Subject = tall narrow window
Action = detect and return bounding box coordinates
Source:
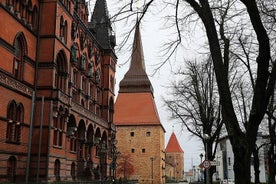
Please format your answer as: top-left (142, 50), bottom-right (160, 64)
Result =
top-left (109, 97), bottom-right (114, 123)
top-left (15, 103), bottom-right (23, 142)
top-left (71, 162), bottom-right (76, 180)
top-left (7, 156), bottom-right (16, 182)
top-left (73, 70), bottom-right (77, 86)
top-left (58, 114), bottom-right (64, 146)
top-left (64, 21), bottom-right (68, 44)
top-left (53, 106), bottom-right (64, 147)
top-left (32, 6), bottom-right (38, 31)
top-left (13, 35), bottom-right (24, 80)
top-left (6, 101), bottom-right (23, 143)
top-left (82, 76), bottom-right (86, 92)
top-left (27, 1), bottom-right (32, 25)
top-left (56, 51), bottom-right (67, 92)
top-left (53, 118), bottom-right (58, 146)
top-left (6, 101), bottom-right (16, 142)
top-left (68, 115), bottom-right (77, 152)
top-left (54, 159), bottom-right (61, 181)
top-left (60, 16), bottom-right (64, 39)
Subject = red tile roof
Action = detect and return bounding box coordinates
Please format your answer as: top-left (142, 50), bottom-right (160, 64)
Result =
top-left (165, 132), bottom-right (184, 153)
top-left (114, 92), bottom-right (161, 125)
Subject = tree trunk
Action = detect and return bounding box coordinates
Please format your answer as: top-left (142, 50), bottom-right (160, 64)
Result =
top-left (253, 147), bottom-right (260, 184)
top-left (232, 140), bottom-right (251, 184)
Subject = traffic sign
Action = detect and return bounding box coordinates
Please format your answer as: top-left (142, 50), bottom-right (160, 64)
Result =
top-left (202, 159), bottom-right (211, 169)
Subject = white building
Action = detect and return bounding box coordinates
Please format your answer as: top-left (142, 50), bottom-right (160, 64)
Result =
top-left (215, 134), bottom-right (269, 183)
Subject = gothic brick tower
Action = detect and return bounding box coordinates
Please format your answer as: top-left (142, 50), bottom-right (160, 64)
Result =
top-left (114, 22), bottom-right (166, 184)
top-left (0, 0), bottom-right (116, 182)
top-left (165, 132), bottom-right (184, 182)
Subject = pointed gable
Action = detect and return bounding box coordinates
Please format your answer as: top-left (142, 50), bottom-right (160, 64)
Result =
top-left (165, 132), bottom-right (184, 153)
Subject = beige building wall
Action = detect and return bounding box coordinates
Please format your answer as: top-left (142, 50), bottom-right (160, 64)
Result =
top-left (116, 125), bottom-right (165, 184)
top-left (165, 152), bottom-right (184, 182)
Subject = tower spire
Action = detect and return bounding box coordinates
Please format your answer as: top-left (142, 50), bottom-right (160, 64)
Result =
top-left (119, 22), bottom-right (153, 94)
top-left (89, 0), bottom-right (116, 50)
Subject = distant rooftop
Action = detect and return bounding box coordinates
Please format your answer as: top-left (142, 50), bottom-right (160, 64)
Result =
top-left (165, 132), bottom-right (184, 153)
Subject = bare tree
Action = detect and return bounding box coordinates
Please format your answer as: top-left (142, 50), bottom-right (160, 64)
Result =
top-left (116, 153), bottom-right (135, 180)
top-left (164, 58), bottom-right (223, 183)
top-left (112, 0), bottom-right (276, 183)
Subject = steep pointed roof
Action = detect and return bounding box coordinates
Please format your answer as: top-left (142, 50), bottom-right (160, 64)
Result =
top-left (119, 22), bottom-right (153, 94)
top-left (114, 23), bottom-right (163, 129)
top-left (89, 0), bottom-right (116, 50)
top-left (165, 132), bottom-right (184, 153)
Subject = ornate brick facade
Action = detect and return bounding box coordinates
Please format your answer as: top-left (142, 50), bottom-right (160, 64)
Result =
top-left (0, 0), bottom-right (117, 182)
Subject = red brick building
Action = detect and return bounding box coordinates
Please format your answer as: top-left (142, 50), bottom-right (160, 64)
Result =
top-left (0, 0), bottom-right (117, 182)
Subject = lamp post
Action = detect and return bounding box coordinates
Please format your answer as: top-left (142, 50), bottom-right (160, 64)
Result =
top-left (110, 139), bottom-right (119, 183)
top-left (200, 153), bottom-right (203, 181)
top-left (150, 157), bottom-right (155, 184)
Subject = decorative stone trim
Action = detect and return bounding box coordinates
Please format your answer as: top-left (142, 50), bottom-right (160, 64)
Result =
top-left (0, 72), bottom-right (33, 96)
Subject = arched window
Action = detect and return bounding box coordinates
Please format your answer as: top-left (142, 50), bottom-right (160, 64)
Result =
top-left (54, 159), bottom-right (61, 181)
top-left (6, 101), bottom-right (23, 143)
top-left (56, 50), bottom-right (67, 92)
top-left (77, 120), bottom-right (86, 159)
top-left (87, 124), bottom-right (94, 144)
top-left (7, 156), bottom-right (16, 182)
top-left (13, 33), bottom-right (26, 80)
top-left (86, 124), bottom-right (94, 160)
